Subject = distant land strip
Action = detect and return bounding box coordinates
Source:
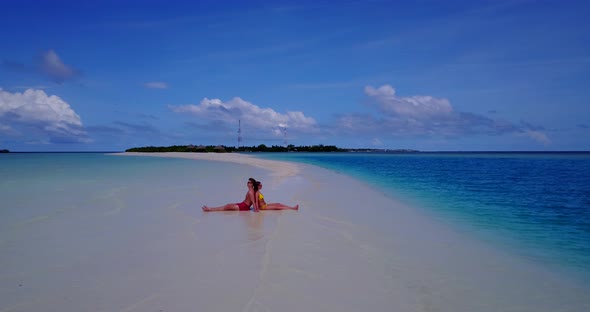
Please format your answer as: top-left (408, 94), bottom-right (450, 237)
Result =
top-left (125, 144), bottom-right (419, 153)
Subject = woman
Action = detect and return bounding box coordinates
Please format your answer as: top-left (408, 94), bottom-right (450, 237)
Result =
top-left (255, 181), bottom-right (299, 210)
top-left (202, 178), bottom-right (260, 212)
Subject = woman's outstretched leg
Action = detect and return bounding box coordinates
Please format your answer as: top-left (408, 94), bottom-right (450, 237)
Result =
top-left (264, 203), bottom-right (299, 210)
top-left (202, 203), bottom-right (239, 211)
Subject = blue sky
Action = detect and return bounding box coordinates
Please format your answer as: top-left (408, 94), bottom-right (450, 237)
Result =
top-left (1, 0), bottom-right (589, 151)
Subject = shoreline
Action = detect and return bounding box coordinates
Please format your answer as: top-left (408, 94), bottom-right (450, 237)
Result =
top-left (114, 151), bottom-right (590, 311)
top-left (114, 152), bottom-right (300, 179)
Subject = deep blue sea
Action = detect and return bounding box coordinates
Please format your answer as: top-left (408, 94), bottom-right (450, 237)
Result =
top-left (255, 152), bottom-right (590, 281)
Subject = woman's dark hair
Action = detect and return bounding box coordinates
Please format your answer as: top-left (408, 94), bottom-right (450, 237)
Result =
top-left (248, 178), bottom-right (260, 191)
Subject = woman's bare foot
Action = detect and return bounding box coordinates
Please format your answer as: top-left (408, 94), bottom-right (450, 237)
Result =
top-left (293, 204), bottom-right (299, 210)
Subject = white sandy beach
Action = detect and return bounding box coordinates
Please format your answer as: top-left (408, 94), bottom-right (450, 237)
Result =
top-left (113, 152), bottom-right (589, 311)
top-left (1, 152), bottom-right (589, 311)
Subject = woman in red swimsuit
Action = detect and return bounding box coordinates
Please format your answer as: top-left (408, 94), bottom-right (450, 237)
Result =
top-left (202, 178), bottom-right (260, 212)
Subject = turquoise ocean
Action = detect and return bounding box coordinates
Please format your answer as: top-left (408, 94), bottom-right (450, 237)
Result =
top-left (0, 153), bottom-right (220, 235)
top-left (1, 152), bottom-right (589, 287)
top-left (256, 152), bottom-right (590, 284)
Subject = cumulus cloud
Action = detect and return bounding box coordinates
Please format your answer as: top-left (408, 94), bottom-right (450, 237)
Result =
top-left (39, 50), bottom-right (79, 83)
top-left (334, 84), bottom-right (550, 144)
top-left (169, 97), bottom-right (317, 136)
top-left (364, 85), bottom-right (453, 118)
top-left (0, 88), bottom-right (89, 143)
top-left (144, 82), bottom-right (168, 89)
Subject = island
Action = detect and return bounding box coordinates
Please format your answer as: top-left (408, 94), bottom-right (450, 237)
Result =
top-left (125, 144), bottom-right (419, 153)
top-left (0, 149), bottom-right (9, 153)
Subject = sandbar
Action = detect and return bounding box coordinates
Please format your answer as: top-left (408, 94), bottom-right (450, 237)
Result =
top-left (2, 152), bottom-right (588, 311)
top-left (113, 152), bottom-right (590, 311)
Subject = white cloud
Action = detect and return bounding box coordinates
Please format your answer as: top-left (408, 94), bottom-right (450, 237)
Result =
top-left (170, 97), bottom-right (317, 135)
top-left (333, 84), bottom-right (550, 145)
top-left (39, 50), bottom-right (79, 83)
top-left (168, 86), bottom-right (550, 147)
top-left (0, 88), bottom-right (89, 143)
top-left (145, 82), bottom-right (169, 89)
top-left (364, 85), bottom-right (452, 118)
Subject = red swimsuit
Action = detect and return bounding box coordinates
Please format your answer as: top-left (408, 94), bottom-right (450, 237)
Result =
top-left (236, 202), bottom-right (250, 211)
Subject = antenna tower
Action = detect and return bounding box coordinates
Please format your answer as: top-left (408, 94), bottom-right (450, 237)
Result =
top-left (283, 127), bottom-right (287, 147)
top-left (237, 120), bottom-right (242, 148)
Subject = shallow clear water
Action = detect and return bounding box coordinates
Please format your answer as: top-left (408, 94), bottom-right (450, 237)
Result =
top-left (0, 154), bottom-right (197, 227)
top-left (0, 153), bottom-right (266, 230)
top-left (255, 152), bottom-right (590, 282)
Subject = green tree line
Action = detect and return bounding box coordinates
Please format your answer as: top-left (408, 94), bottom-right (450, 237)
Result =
top-left (125, 144), bottom-right (342, 153)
